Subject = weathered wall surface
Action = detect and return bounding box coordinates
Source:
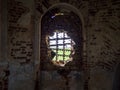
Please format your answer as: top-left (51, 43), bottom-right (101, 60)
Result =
top-left (0, 0), bottom-right (119, 90)
top-left (0, 0), bottom-right (9, 90)
top-left (87, 0), bottom-right (120, 89)
top-left (113, 63), bottom-right (120, 90)
top-left (35, 0), bottom-right (120, 90)
top-left (7, 0), bottom-right (35, 90)
top-left (40, 71), bottom-right (84, 90)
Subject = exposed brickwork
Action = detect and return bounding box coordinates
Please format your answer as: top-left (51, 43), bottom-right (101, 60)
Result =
top-left (35, 0), bottom-right (120, 90)
top-left (0, 0), bottom-right (119, 90)
top-left (8, 0), bottom-right (28, 23)
top-left (87, 0), bottom-right (120, 70)
top-left (7, 0), bottom-right (35, 89)
top-left (8, 0), bottom-right (33, 64)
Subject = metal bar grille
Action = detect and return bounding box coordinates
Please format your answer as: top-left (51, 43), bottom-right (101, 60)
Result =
top-left (56, 32), bottom-right (58, 61)
top-left (49, 31), bottom-right (72, 61)
top-left (49, 38), bottom-right (70, 40)
top-left (63, 32), bottom-right (65, 61)
top-left (49, 43), bottom-right (71, 46)
top-left (51, 48), bottom-right (71, 51)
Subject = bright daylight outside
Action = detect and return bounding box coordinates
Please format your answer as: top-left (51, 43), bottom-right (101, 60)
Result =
top-left (49, 31), bottom-right (75, 66)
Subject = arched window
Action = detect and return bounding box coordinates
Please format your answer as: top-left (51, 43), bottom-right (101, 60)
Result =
top-left (41, 4), bottom-right (83, 68)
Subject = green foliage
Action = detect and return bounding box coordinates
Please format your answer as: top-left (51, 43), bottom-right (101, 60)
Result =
top-left (52, 49), bottom-right (71, 61)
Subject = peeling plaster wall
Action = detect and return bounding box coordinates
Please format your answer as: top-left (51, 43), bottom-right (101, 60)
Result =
top-left (87, 0), bottom-right (120, 89)
top-left (7, 0), bottom-right (35, 90)
top-left (0, 0), bottom-right (119, 90)
top-left (36, 0), bottom-right (120, 90)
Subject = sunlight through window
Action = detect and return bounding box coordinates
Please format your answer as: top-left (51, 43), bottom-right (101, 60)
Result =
top-left (48, 31), bottom-right (75, 67)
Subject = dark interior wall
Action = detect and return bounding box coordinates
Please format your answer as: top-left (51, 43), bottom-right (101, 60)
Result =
top-left (7, 0), bottom-right (35, 90)
top-left (40, 71), bottom-right (84, 90)
top-left (0, 0), bottom-right (1, 58)
top-left (0, 0), bottom-right (119, 90)
top-left (0, 0), bottom-right (9, 90)
top-left (0, 0), bottom-right (8, 61)
top-left (113, 63), bottom-right (120, 90)
top-left (36, 0), bottom-right (120, 90)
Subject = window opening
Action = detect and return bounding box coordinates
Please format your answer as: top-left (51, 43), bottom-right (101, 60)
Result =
top-left (48, 30), bottom-right (75, 67)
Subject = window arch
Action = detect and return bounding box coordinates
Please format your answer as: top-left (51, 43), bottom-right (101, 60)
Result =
top-left (41, 3), bottom-right (83, 69)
